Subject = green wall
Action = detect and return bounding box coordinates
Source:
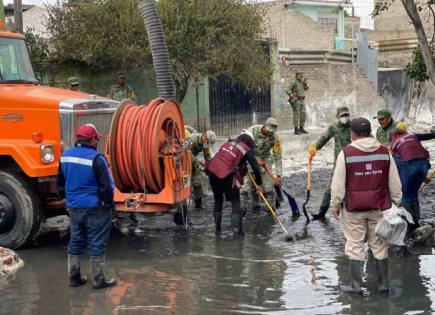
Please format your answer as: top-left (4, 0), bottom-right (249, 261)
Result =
top-left (38, 64), bottom-right (210, 131)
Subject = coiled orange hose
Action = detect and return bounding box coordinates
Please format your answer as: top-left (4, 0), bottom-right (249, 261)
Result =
top-left (110, 98), bottom-right (186, 193)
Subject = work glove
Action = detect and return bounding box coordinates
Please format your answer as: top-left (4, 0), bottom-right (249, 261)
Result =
top-left (275, 175), bottom-right (283, 188)
top-left (309, 144), bottom-right (317, 157)
top-left (424, 177), bottom-right (432, 184)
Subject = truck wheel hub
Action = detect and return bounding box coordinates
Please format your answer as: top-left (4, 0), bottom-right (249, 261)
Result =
top-left (0, 193), bottom-right (16, 235)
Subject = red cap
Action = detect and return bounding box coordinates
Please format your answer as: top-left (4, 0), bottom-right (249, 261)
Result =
top-left (76, 124), bottom-right (103, 140)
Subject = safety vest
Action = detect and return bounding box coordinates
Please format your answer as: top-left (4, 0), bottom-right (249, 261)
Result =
top-left (343, 145), bottom-right (391, 212)
top-left (391, 134), bottom-right (429, 162)
top-left (205, 140), bottom-right (250, 188)
top-left (60, 145), bottom-right (102, 209)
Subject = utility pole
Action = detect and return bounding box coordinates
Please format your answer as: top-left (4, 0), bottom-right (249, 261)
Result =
top-left (13, 0), bottom-right (23, 33)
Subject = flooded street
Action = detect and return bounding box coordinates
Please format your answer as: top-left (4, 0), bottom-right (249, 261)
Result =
top-left (1, 168), bottom-right (435, 314)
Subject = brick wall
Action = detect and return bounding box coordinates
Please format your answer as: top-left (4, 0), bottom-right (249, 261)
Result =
top-left (261, 1), bottom-right (335, 50)
top-left (272, 64), bottom-right (385, 130)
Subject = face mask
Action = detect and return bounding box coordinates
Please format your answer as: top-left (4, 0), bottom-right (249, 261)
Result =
top-left (339, 116), bottom-right (349, 125)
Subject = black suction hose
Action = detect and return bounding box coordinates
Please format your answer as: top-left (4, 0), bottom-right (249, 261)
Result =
top-left (137, 0), bottom-right (176, 100)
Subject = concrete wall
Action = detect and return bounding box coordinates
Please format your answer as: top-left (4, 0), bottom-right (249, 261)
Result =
top-left (272, 63), bottom-right (385, 129)
top-left (378, 69), bottom-right (435, 125)
top-left (262, 1), bottom-right (335, 51)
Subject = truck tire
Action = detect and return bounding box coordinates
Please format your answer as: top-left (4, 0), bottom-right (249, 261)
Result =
top-left (0, 171), bottom-right (41, 249)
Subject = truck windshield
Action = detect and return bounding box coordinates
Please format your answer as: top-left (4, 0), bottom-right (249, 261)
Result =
top-left (0, 37), bottom-right (37, 83)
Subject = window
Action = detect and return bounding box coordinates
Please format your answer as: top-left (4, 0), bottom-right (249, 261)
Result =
top-left (318, 18), bottom-right (338, 34)
top-left (0, 37), bottom-right (37, 83)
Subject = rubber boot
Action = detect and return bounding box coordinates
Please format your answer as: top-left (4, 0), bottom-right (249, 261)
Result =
top-left (339, 260), bottom-right (363, 294)
top-left (231, 213), bottom-right (245, 239)
top-left (403, 202), bottom-right (417, 231)
top-left (294, 127), bottom-right (301, 136)
top-left (252, 192), bottom-right (260, 212)
top-left (412, 201), bottom-right (420, 229)
top-left (376, 258), bottom-right (390, 294)
top-left (299, 127), bottom-right (308, 134)
top-left (214, 211), bottom-right (222, 236)
top-left (90, 256), bottom-right (117, 289)
top-left (194, 198), bottom-right (204, 210)
top-left (68, 254), bottom-right (88, 287)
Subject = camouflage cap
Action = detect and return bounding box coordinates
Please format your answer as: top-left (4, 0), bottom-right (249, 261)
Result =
top-left (265, 117), bottom-right (278, 133)
top-left (68, 76), bottom-right (79, 85)
top-left (337, 106), bottom-right (350, 116)
top-left (373, 109), bottom-right (392, 119)
top-left (116, 71), bottom-right (126, 78)
top-left (206, 130), bottom-right (216, 144)
top-left (295, 70), bottom-right (304, 75)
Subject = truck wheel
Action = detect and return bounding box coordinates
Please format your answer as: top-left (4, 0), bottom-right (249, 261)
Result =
top-left (0, 171), bottom-right (41, 249)
top-left (173, 201), bottom-right (188, 226)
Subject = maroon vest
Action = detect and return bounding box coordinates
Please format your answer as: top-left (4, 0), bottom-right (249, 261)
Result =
top-left (205, 141), bottom-right (250, 188)
top-left (343, 145), bottom-right (391, 212)
top-left (391, 134), bottom-right (429, 162)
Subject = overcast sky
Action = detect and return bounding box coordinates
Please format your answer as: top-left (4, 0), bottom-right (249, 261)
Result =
top-left (4, 0), bottom-right (374, 29)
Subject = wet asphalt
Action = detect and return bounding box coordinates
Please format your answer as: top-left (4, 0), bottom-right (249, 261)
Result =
top-left (1, 169), bottom-right (435, 314)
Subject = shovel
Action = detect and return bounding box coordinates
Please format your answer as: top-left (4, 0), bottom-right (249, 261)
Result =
top-left (261, 164), bottom-right (300, 218)
top-left (302, 155), bottom-right (313, 224)
top-left (247, 172), bottom-right (291, 236)
top-left (419, 169), bottom-right (435, 192)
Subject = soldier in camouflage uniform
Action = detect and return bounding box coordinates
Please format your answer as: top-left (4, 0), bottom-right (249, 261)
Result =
top-left (241, 117), bottom-right (282, 211)
top-left (374, 109), bottom-right (397, 147)
top-left (108, 71), bottom-right (137, 102)
top-left (68, 77), bottom-right (81, 92)
top-left (286, 71), bottom-right (309, 135)
top-left (187, 130), bottom-right (216, 209)
top-left (310, 106), bottom-right (352, 220)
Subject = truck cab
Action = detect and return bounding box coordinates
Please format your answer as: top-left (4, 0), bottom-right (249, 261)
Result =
top-left (0, 31), bottom-right (119, 248)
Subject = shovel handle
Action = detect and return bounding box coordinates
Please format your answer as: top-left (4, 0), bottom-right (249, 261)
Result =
top-left (247, 173), bottom-right (289, 235)
top-left (261, 164), bottom-right (279, 186)
top-left (419, 169), bottom-right (435, 192)
top-left (307, 156), bottom-right (313, 191)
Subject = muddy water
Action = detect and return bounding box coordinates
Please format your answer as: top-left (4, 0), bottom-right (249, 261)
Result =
top-left (1, 169), bottom-right (435, 315)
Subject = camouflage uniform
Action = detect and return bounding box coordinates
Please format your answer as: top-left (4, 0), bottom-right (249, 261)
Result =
top-left (109, 84), bottom-right (137, 102)
top-left (376, 120), bottom-right (397, 147)
top-left (187, 132), bottom-right (215, 208)
top-left (286, 72), bottom-right (309, 130)
top-left (313, 111), bottom-right (352, 214)
top-left (241, 121), bottom-right (282, 210)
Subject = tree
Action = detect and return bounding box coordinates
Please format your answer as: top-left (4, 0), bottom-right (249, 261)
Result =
top-left (373, 0), bottom-right (435, 86)
top-left (45, 0), bottom-right (272, 102)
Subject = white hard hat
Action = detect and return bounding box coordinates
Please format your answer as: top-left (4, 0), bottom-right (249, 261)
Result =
top-left (241, 129), bottom-right (254, 141)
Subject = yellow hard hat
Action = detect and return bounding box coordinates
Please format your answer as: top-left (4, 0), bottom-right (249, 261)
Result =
top-left (185, 129), bottom-right (191, 137)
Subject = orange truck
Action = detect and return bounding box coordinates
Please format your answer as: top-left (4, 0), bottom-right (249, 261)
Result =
top-left (0, 29), bottom-right (120, 248)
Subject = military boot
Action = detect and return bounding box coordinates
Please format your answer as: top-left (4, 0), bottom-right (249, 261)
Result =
top-left (231, 213), bottom-right (245, 239)
top-left (312, 206), bottom-right (329, 220)
top-left (214, 211), bottom-right (222, 236)
top-left (340, 260), bottom-right (363, 294)
top-left (299, 127), bottom-right (308, 134)
top-left (375, 259), bottom-right (390, 294)
top-left (294, 127), bottom-right (301, 136)
top-left (90, 256), bottom-right (117, 289)
top-left (274, 185), bottom-right (284, 209)
top-left (68, 254), bottom-right (88, 287)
